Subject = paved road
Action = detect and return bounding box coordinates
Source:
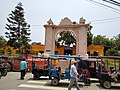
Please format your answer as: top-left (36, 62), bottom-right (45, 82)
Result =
top-left (0, 72), bottom-right (120, 90)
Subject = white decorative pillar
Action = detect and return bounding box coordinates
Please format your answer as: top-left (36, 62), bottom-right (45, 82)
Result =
top-left (44, 19), bottom-right (54, 54)
top-left (76, 17), bottom-right (88, 56)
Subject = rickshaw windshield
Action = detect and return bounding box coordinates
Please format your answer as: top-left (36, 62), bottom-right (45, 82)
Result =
top-left (97, 56), bottom-right (120, 73)
top-left (49, 54), bottom-right (82, 71)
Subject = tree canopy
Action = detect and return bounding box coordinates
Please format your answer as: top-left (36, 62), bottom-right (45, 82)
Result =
top-left (55, 31), bottom-right (76, 47)
top-left (87, 25), bottom-right (93, 46)
top-left (114, 34), bottom-right (120, 50)
top-left (92, 35), bottom-right (115, 48)
top-left (5, 2), bottom-right (31, 53)
top-left (0, 36), bottom-right (7, 48)
top-left (92, 34), bottom-right (120, 56)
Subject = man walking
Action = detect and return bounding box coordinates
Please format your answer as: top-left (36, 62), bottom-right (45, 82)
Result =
top-left (20, 58), bottom-right (27, 80)
top-left (68, 60), bottom-right (80, 90)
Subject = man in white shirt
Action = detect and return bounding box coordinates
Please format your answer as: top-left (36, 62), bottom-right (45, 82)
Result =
top-left (68, 60), bottom-right (80, 90)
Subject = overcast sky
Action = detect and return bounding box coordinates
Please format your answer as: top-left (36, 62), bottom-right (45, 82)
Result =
top-left (0, 0), bottom-right (120, 44)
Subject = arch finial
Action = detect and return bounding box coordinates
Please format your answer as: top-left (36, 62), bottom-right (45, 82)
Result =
top-left (79, 17), bottom-right (86, 24)
top-left (47, 18), bottom-right (54, 25)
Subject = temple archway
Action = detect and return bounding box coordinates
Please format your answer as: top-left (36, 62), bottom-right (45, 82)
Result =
top-left (44, 17), bottom-right (89, 56)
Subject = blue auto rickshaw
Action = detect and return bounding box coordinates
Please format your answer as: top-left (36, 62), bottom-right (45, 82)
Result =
top-left (49, 54), bottom-right (91, 86)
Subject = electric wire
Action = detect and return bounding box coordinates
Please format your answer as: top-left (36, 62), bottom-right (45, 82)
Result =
top-left (0, 16), bottom-right (120, 27)
top-left (103, 0), bottom-right (120, 6)
top-left (109, 0), bottom-right (120, 4)
top-left (90, 19), bottom-right (120, 24)
top-left (87, 0), bottom-right (120, 14)
top-left (0, 0), bottom-right (120, 27)
top-left (88, 0), bottom-right (120, 11)
top-left (90, 16), bottom-right (120, 22)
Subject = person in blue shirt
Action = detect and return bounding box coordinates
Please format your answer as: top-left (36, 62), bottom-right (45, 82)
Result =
top-left (20, 58), bottom-right (27, 80)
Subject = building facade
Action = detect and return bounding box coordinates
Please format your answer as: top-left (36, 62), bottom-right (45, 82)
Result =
top-left (0, 44), bottom-right (104, 56)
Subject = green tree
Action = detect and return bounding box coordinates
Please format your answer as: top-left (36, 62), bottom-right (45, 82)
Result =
top-left (0, 36), bottom-right (7, 48)
top-left (87, 25), bottom-right (93, 46)
top-left (105, 48), bottom-right (119, 56)
top-left (114, 34), bottom-right (120, 50)
top-left (32, 42), bottom-right (41, 44)
top-left (5, 2), bottom-right (31, 54)
top-left (92, 35), bottom-right (115, 47)
top-left (55, 31), bottom-right (76, 47)
top-left (92, 35), bottom-right (106, 45)
top-left (93, 34), bottom-right (120, 56)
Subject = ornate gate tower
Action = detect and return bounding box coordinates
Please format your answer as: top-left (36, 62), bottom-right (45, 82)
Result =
top-left (44, 17), bottom-right (89, 56)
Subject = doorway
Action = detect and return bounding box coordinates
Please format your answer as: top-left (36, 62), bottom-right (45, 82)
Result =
top-left (64, 46), bottom-right (72, 55)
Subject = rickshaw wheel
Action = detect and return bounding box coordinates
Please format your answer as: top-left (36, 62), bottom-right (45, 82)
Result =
top-left (0, 72), bottom-right (1, 79)
top-left (51, 78), bottom-right (59, 86)
top-left (6, 63), bottom-right (11, 71)
top-left (99, 80), bottom-right (103, 86)
top-left (1, 69), bottom-right (7, 76)
top-left (103, 80), bottom-right (111, 89)
top-left (84, 78), bottom-right (91, 86)
top-left (33, 75), bottom-right (39, 80)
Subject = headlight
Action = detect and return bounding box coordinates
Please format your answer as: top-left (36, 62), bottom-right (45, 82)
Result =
top-left (51, 77), bottom-right (54, 79)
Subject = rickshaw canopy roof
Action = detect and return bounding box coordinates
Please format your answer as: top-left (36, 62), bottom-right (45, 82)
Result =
top-left (32, 55), bottom-right (57, 60)
top-left (97, 56), bottom-right (120, 60)
top-left (49, 54), bottom-right (82, 59)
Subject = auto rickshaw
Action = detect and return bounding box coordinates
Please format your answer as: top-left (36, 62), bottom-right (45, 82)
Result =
top-left (31, 55), bottom-right (57, 79)
top-left (96, 56), bottom-right (120, 89)
top-left (49, 54), bottom-right (91, 86)
top-left (0, 56), bottom-right (8, 79)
